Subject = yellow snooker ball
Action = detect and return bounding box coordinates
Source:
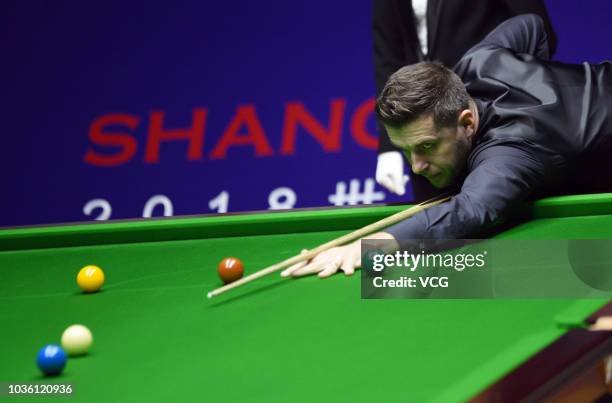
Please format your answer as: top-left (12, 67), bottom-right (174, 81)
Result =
top-left (77, 265), bottom-right (105, 293)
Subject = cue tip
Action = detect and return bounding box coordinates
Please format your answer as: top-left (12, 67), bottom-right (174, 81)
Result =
top-left (207, 292), bottom-right (214, 299)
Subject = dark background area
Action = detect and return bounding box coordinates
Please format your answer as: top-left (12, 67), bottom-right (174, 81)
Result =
top-left (1, 1), bottom-right (611, 226)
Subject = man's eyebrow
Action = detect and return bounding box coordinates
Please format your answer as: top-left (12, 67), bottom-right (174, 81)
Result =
top-left (405, 137), bottom-right (437, 148)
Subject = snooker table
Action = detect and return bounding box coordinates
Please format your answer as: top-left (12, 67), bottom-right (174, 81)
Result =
top-left (2, 193), bottom-right (612, 402)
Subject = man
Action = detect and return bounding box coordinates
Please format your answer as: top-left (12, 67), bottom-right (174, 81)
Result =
top-left (282, 14), bottom-right (612, 278)
top-left (373, 0), bottom-right (556, 201)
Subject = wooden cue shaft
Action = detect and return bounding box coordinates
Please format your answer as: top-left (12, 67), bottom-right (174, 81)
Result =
top-left (206, 196), bottom-right (450, 299)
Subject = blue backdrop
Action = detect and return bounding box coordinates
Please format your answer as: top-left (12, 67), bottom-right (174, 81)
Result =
top-left (2, 1), bottom-right (611, 226)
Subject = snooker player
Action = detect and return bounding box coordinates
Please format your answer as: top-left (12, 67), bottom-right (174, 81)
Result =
top-left (373, 0), bottom-right (556, 202)
top-left (281, 14), bottom-right (612, 278)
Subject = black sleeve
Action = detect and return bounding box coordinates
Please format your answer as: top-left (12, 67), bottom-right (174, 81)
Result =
top-left (373, 0), bottom-right (418, 153)
top-left (384, 145), bottom-right (548, 242)
top-left (502, 0), bottom-right (557, 56)
top-left (475, 14), bottom-right (551, 60)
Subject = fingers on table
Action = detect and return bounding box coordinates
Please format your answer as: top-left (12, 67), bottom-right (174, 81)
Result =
top-left (318, 256), bottom-right (343, 278)
top-left (290, 260), bottom-right (329, 277)
top-left (340, 259), bottom-right (356, 276)
top-left (280, 249), bottom-right (309, 277)
top-left (340, 246), bottom-right (361, 276)
top-left (318, 248), bottom-right (360, 278)
top-left (281, 245), bottom-right (360, 278)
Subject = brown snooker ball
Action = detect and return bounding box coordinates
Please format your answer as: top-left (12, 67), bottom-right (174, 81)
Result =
top-left (218, 257), bottom-right (244, 284)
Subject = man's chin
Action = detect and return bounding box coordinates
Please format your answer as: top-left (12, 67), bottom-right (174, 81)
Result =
top-left (427, 175), bottom-right (448, 188)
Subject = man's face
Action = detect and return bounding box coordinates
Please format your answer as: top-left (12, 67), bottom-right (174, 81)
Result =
top-left (386, 114), bottom-right (474, 188)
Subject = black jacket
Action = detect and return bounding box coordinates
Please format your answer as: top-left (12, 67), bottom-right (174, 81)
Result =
top-left (386, 14), bottom-right (612, 242)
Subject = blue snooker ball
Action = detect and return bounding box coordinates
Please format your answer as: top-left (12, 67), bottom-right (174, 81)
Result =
top-left (37, 345), bottom-right (67, 376)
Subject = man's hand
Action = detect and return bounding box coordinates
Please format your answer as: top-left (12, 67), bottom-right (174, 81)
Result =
top-left (280, 243), bottom-right (361, 278)
top-left (280, 233), bottom-right (399, 279)
top-left (376, 151), bottom-right (410, 195)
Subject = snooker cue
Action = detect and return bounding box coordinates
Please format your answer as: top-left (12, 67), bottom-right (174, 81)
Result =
top-left (206, 196), bottom-right (450, 299)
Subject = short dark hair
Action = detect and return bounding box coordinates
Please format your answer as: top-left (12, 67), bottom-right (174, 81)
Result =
top-left (376, 62), bottom-right (470, 129)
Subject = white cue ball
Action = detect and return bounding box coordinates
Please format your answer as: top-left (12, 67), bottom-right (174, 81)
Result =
top-left (61, 324), bottom-right (93, 356)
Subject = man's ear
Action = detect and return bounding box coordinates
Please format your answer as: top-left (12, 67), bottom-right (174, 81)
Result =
top-left (458, 109), bottom-right (476, 137)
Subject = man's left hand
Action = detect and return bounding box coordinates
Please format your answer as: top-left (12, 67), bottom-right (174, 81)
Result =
top-left (280, 242), bottom-right (361, 278)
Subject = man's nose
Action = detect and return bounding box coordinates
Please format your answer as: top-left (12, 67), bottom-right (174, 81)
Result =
top-left (411, 153), bottom-right (429, 175)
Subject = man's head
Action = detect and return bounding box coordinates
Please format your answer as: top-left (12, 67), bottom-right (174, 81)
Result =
top-left (376, 62), bottom-right (478, 188)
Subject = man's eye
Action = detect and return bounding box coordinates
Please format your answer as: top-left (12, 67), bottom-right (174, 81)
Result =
top-left (420, 143), bottom-right (434, 151)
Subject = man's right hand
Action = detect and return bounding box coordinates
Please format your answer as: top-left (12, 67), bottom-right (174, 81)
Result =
top-left (376, 151), bottom-right (410, 195)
